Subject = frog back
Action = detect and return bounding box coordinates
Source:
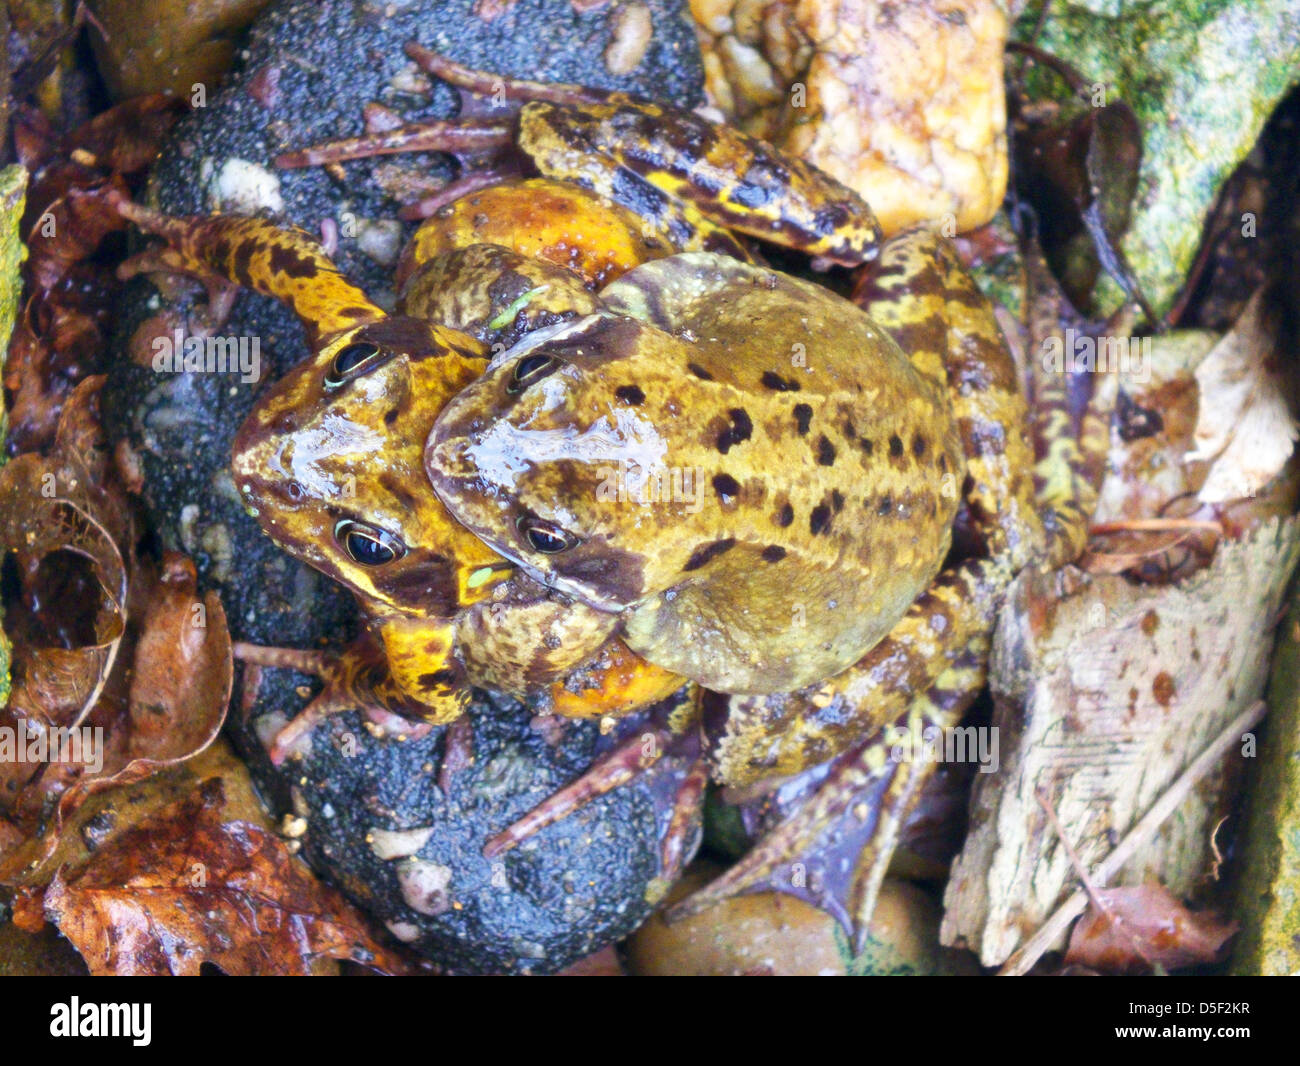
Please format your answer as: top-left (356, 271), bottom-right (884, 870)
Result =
top-left (602, 255), bottom-right (966, 692)
top-left (428, 254), bottom-right (965, 694)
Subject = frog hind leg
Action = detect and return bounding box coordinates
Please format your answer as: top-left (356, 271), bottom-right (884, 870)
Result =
top-left (517, 97), bottom-right (879, 267)
top-left (280, 43), bottom-right (875, 265)
top-left (682, 226), bottom-right (1110, 943)
top-left (401, 44), bottom-right (881, 266)
top-left (405, 43), bottom-right (758, 259)
top-left (483, 697), bottom-right (707, 886)
top-left (674, 662), bottom-right (983, 946)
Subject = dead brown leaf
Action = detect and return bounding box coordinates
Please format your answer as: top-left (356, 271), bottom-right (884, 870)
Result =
top-left (1065, 883), bottom-right (1237, 974)
top-left (43, 778), bottom-right (413, 975)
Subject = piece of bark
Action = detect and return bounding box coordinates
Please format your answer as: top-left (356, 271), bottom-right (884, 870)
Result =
top-left (941, 517), bottom-right (1300, 966)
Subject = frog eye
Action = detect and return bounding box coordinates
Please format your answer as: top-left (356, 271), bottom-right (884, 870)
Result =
top-left (516, 514), bottom-right (578, 554)
top-left (335, 520), bottom-right (406, 566)
top-left (507, 354), bottom-right (559, 394)
top-left (325, 341), bottom-right (390, 388)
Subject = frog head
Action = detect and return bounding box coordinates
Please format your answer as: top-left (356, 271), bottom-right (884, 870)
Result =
top-left (232, 315), bottom-right (512, 622)
top-left (424, 312), bottom-right (715, 612)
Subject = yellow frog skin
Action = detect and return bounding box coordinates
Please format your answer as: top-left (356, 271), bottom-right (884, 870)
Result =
top-left (112, 47), bottom-right (1108, 941)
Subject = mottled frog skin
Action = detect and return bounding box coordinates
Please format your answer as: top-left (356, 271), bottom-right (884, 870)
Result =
top-left (428, 254), bottom-right (965, 696)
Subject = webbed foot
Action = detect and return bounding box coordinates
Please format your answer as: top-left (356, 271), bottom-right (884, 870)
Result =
top-left (671, 662), bottom-right (983, 952)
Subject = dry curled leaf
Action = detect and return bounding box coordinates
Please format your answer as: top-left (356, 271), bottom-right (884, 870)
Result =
top-left (43, 778), bottom-right (413, 976)
top-left (0, 381), bottom-right (229, 882)
top-left (1188, 287), bottom-right (1298, 503)
top-left (0, 378), bottom-right (127, 731)
top-left (124, 552), bottom-right (232, 764)
top-left (1065, 883), bottom-right (1237, 974)
top-left (0, 553), bottom-right (231, 884)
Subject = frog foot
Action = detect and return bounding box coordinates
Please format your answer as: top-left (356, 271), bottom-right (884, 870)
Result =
top-left (484, 698), bottom-right (706, 885)
top-left (273, 43), bottom-right (533, 176)
top-left (270, 39), bottom-right (635, 223)
top-left (273, 42), bottom-right (620, 213)
top-left (669, 681), bottom-right (978, 952)
top-left (111, 193), bottom-right (241, 333)
top-left (234, 640), bottom-right (440, 765)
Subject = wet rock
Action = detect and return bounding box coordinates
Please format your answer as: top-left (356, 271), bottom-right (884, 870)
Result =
top-left (87, 0), bottom-right (275, 100)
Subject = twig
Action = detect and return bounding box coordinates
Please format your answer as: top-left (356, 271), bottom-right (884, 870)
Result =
top-left (1034, 786), bottom-right (1154, 969)
top-left (999, 699), bottom-right (1266, 975)
top-left (1089, 517), bottom-right (1224, 536)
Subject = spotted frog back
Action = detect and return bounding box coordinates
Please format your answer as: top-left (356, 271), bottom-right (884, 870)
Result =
top-left (427, 253), bottom-right (965, 694)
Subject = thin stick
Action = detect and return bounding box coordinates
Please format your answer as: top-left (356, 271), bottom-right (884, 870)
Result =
top-left (1035, 787), bottom-right (1154, 969)
top-left (1089, 517), bottom-right (1223, 536)
top-left (998, 699), bottom-right (1266, 976)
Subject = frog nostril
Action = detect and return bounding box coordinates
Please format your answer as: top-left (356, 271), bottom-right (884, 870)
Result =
top-left (286, 481), bottom-right (305, 501)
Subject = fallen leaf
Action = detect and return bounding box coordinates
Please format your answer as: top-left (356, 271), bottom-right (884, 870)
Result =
top-left (1188, 287), bottom-right (1298, 503)
top-left (43, 778), bottom-right (413, 975)
top-left (0, 379), bottom-right (127, 731)
top-left (1066, 883), bottom-right (1237, 974)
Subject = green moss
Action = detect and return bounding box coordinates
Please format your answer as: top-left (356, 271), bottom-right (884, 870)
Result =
top-left (0, 163), bottom-right (26, 712)
top-left (1232, 576), bottom-right (1300, 974)
top-left (1014, 1), bottom-right (1300, 317)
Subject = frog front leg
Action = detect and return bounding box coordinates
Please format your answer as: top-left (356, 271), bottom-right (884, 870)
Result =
top-left (674, 227), bottom-right (1111, 944)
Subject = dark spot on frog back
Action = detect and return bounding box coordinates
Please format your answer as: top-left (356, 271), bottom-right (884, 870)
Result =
top-left (809, 503), bottom-right (832, 535)
top-left (761, 371), bottom-right (800, 392)
top-left (715, 408), bottom-right (753, 454)
top-left (683, 538), bottom-right (737, 571)
top-left (616, 384), bottom-right (645, 405)
top-left (712, 473), bottom-right (741, 502)
top-left (793, 403), bottom-right (813, 436)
